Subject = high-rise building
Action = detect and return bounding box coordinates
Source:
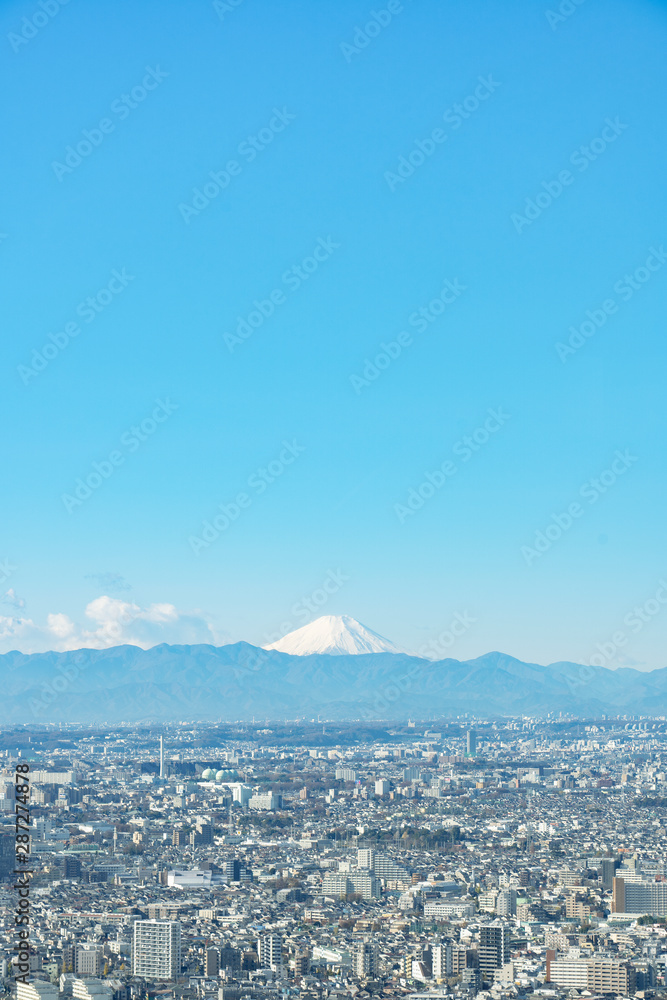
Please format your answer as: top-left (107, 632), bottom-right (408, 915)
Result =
top-left (222, 858), bottom-right (240, 881)
top-left (375, 779), bottom-right (390, 796)
top-left (495, 888), bottom-right (517, 916)
top-left (232, 784), bottom-right (253, 805)
top-left (205, 948), bottom-right (220, 976)
top-left (371, 853), bottom-right (409, 880)
top-left (0, 832), bottom-right (14, 879)
top-left (220, 947), bottom-right (241, 972)
top-left (601, 857), bottom-right (619, 889)
top-left (132, 920), bottom-right (181, 980)
top-left (613, 877), bottom-right (667, 915)
top-left (479, 924), bottom-right (510, 981)
top-left (322, 872), bottom-right (352, 897)
top-left (249, 792), bottom-right (281, 810)
top-left (466, 729), bottom-right (477, 756)
top-left (217, 859), bottom-right (251, 884)
top-left (258, 934), bottom-right (282, 974)
top-left (190, 822), bottom-right (213, 847)
top-left (546, 952), bottom-right (636, 993)
top-left (60, 856), bottom-right (82, 880)
top-left (335, 767), bottom-right (357, 781)
top-left (432, 941), bottom-right (453, 979)
top-left (352, 940), bottom-right (379, 978)
top-left (349, 870), bottom-right (381, 899)
top-left (357, 848), bottom-right (375, 869)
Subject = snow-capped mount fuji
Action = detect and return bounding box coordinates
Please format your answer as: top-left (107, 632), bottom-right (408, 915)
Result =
top-left (263, 614), bottom-right (406, 656)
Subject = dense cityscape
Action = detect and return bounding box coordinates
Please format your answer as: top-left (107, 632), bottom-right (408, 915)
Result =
top-left (1, 717), bottom-right (666, 1000)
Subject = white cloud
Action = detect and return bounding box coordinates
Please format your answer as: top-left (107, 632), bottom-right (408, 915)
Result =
top-left (0, 596), bottom-right (225, 654)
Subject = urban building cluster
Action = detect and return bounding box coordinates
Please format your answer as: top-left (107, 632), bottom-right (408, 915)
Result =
top-left (1, 717), bottom-right (666, 1000)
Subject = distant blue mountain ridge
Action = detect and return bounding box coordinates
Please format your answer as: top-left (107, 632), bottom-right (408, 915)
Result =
top-left (0, 644), bottom-right (665, 723)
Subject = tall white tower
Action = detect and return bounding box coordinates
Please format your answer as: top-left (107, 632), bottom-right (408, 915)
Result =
top-left (159, 735), bottom-right (164, 779)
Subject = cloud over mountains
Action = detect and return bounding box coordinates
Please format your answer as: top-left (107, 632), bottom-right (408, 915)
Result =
top-left (0, 596), bottom-right (221, 653)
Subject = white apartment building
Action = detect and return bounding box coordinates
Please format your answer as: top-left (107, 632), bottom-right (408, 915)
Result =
top-left (72, 979), bottom-right (113, 1000)
top-left (17, 985), bottom-right (58, 1000)
top-left (132, 920), bottom-right (181, 979)
top-left (424, 900), bottom-right (474, 918)
top-left (352, 940), bottom-right (379, 978)
top-left (249, 792), bottom-right (281, 810)
top-left (258, 933), bottom-right (283, 973)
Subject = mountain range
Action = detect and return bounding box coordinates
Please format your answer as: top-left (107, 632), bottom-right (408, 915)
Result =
top-left (0, 615), bottom-right (665, 723)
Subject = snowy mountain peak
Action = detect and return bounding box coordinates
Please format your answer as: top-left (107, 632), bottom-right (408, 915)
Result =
top-left (263, 615), bottom-right (405, 656)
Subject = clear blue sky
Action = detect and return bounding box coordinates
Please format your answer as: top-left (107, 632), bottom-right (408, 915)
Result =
top-left (2, 0), bottom-right (667, 669)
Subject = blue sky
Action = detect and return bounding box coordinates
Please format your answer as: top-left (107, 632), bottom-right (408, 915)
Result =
top-left (2, 0), bottom-right (667, 670)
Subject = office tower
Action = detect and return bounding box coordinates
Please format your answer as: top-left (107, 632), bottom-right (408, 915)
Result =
top-left (352, 940), bottom-right (379, 978)
top-left (258, 934), bottom-right (283, 973)
top-left (466, 729), bottom-right (477, 756)
top-left (375, 779), bottom-right (390, 796)
top-left (133, 920), bottom-right (181, 979)
top-left (479, 925), bottom-right (510, 981)
top-left (205, 948), bottom-right (220, 976)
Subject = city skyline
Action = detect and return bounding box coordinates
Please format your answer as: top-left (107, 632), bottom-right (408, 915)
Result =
top-left (1, 716), bottom-right (666, 997)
